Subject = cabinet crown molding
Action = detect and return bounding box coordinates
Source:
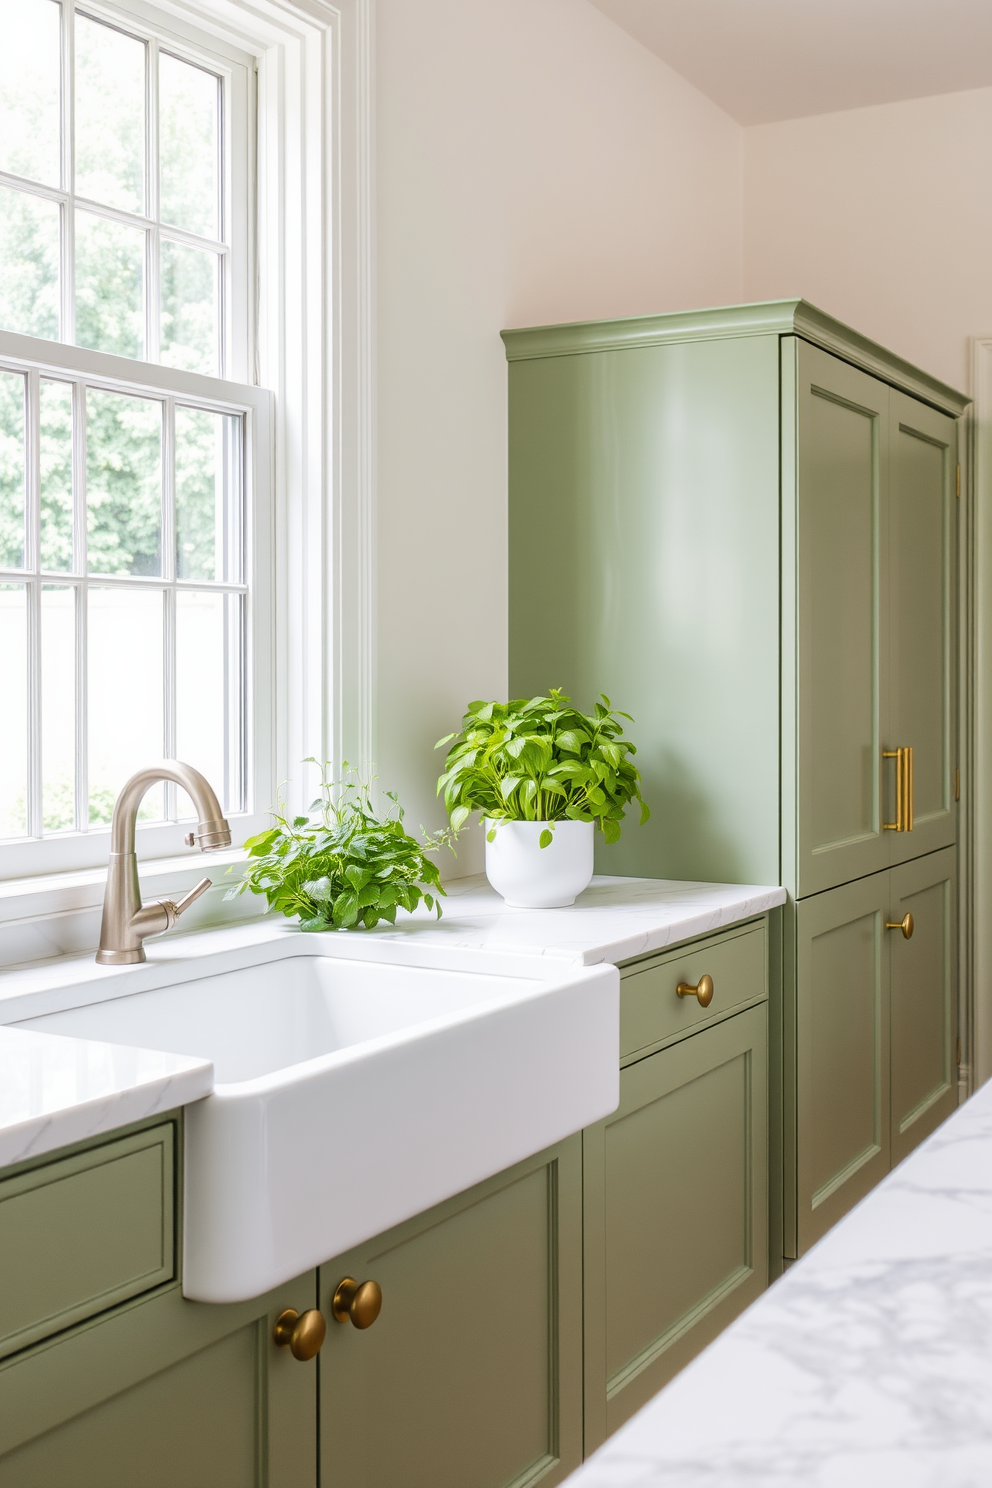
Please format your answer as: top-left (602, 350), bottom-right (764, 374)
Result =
top-left (501, 298), bottom-right (969, 419)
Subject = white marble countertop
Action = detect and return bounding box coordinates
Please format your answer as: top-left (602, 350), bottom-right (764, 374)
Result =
top-left (0, 873), bottom-right (783, 1169)
top-left (0, 1026), bottom-right (212, 1169)
top-left (565, 1076), bottom-right (992, 1488)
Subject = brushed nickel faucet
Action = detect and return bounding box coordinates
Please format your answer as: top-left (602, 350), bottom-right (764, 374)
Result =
top-left (96, 761), bottom-right (232, 966)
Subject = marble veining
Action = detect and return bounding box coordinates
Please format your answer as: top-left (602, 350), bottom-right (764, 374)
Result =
top-left (565, 1080), bottom-right (992, 1488)
top-left (0, 1025), bottom-right (212, 1168)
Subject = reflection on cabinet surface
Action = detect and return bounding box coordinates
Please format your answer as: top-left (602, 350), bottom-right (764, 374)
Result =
top-left (796, 847), bottom-right (957, 1253)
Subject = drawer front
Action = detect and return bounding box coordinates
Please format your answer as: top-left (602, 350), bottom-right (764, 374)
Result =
top-left (620, 924), bottom-right (766, 1060)
top-left (0, 1124), bottom-right (174, 1360)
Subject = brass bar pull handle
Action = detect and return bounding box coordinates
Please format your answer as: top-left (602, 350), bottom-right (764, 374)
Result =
top-left (883, 748), bottom-right (910, 831)
top-left (676, 974), bottom-right (714, 1008)
top-left (886, 912), bottom-right (914, 939)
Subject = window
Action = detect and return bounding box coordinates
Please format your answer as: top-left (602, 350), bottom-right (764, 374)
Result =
top-left (0, 0), bottom-right (269, 875)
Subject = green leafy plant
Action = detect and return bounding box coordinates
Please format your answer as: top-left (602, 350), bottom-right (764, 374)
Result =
top-left (436, 689), bottom-right (650, 848)
top-left (227, 762), bottom-right (452, 931)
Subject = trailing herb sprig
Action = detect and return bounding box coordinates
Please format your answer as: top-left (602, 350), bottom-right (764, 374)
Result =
top-left (227, 761), bottom-right (453, 931)
top-left (436, 689), bottom-right (649, 847)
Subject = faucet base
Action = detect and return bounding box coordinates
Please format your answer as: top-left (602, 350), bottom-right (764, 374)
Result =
top-left (95, 947), bottom-right (147, 966)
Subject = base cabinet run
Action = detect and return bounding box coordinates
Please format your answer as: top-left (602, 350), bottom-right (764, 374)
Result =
top-left (0, 920), bottom-right (771, 1485)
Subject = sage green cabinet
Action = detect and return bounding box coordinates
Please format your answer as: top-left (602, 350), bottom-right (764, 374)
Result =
top-left (889, 848), bottom-right (958, 1165)
top-left (317, 1135), bottom-right (583, 1488)
top-left (795, 846), bottom-right (957, 1252)
top-left (0, 1121), bottom-right (317, 1488)
top-left (583, 1004), bottom-right (767, 1451)
top-left (794, 341), bottom-right (957, 897)
top-left (504, 300), bottom-right (967, 1261)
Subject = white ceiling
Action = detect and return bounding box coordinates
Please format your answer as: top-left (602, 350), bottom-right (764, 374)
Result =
top-left (588, 0), bottom-right (992, 124)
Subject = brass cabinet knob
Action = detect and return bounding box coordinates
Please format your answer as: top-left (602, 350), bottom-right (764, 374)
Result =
top-left (332, 1276), bottom-right (382, 1329)
top-left (886, 912), bottom-right (914, 940)
top-left (273, 1307), bottom-right (327, 1360)
top-left (676, 973), bottom-right (714, 1007)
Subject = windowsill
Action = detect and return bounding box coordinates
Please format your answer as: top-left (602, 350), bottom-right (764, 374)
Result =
top-left (0, 846), bottom-right (250, 923)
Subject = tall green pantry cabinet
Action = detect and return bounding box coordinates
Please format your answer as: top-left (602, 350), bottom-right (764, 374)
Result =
top-left (503, 299), bottom-right (969, 1265)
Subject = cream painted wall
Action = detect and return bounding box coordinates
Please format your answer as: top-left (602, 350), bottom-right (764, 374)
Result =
top-left (374, 0), bottom-right (743, 874)
top-left (743, 86), bottom-right (992, 393)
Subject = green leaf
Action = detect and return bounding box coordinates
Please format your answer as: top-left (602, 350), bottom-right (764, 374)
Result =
top-left (539, 828), bottom-right (553, 849)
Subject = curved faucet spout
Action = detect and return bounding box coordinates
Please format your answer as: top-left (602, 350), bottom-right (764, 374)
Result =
top-left (97, 761), bottom-right (232, 966)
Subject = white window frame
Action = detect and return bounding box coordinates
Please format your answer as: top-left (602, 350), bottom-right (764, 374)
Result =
top-left (0, 327), bottom-right (273, 880)
top-left (0, 0), bottom-right (375, 955)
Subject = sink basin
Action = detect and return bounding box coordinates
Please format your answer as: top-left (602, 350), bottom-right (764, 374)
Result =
top-left (18, 942), bottom-right (618, 1302)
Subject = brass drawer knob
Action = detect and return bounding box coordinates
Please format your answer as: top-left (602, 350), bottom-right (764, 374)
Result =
top-left (676, 973), bottom-right (714, 1007)
top-left (886, 912), bottom-right (914, 939)
top-left (273, 1307), bottom-right (327, 1360)
top-left (332, 1276), bottom-right (382, 1330)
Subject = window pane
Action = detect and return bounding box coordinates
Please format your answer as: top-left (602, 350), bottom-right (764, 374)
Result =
top-left (0, 0), bottom-right (62, 187)
top-left (41, 585), bottom-right (76, 831)
top-left (40, 379), bottom-right (73, 571)
top-left (75, 211), bottom-right (145, 360)
top-left (159, 53), bottom-right (219, 240)
top-left (160, 239), bottom-right (218, 375)
top-left (177, 589), bottom-right (241, 811)
top-left (88, 587), bottom-right (164, 823)
top-left (86, 389), bottom-right (162, 576)
top-left (0, 187), bottom-right (60, 340)
top-left (175, 407), bottom-right (241, 581)
top-left (74, 14), bottom-right (145, 214)
top-left (0, 584), bottom-right (27, 836)
top-left (0, 371), bottom-right (26, 569)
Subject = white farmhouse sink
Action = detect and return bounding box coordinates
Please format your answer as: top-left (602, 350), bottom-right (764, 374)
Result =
top-left (19, 944), bottom-right (618, 1303)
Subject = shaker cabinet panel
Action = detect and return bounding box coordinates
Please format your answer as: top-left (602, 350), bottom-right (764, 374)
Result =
top-left (318, 1137), bottom-right (583, 1488)
top-left (0, 1272), bottom-right (319, 1487)
top-left (887, 391), bottom-right (957, 867)
top-left (583, 1006), bottom-right (767, 1451)
top-left (795, 341), bottom-right (890, 897)
top-left (890, 848), bottom-right (958, 1166)
top-left (796, 875), bottom-right (890, 1253)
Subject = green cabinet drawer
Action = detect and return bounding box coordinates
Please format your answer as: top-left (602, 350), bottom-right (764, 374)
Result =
top-left (620, 923), bottom-right (766, 1062)
top-left (0, 1124), bottom-right (175, 1360)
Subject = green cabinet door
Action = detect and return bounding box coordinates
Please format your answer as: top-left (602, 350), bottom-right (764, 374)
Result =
top-left (890, 846), bottom-right (958, 1165)
top-left (796, 872), bottom-right (891, 1253)
top-left (0, 1270), bottom-right (318, 1487)
top-left (793, 339), bottom-right (891, 898)
top-left (582, 1005), bottom-right (768, 1453)
top-left (317, 1136), bottom-right (583, 1488)
top-left (888, 390), bottom-right (957, 867)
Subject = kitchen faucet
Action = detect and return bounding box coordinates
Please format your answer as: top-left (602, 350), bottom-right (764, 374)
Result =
top-left (96, 761), bottom-right (232, 965)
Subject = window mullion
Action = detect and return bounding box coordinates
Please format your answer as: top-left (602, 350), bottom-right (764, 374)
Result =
top-left (147, 37), bottom-right (161, 366)
top-left (62, 0), bottom-right (77, 344)
top-left (74, 377), bottom-right (88, 830)
top-left (25, 372), bottom-right (42, 837)
top-left (163, 396), bottom-right (176, 814)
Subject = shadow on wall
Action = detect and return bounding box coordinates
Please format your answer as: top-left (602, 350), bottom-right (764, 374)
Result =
top-left (594, 746), bottom-right (752, 886)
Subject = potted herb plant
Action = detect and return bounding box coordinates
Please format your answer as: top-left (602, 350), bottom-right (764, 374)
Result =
top-left (227, 761), bottom-right (451, 930)
top-left (436, 689), bottom-right (649, 908)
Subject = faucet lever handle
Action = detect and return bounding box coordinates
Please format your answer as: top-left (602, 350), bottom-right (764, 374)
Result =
top-left (173, 877), bottom-right (212, 918)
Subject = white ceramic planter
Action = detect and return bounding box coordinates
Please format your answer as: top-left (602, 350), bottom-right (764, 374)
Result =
top-left (484, 819), bottom-right (595, 908)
